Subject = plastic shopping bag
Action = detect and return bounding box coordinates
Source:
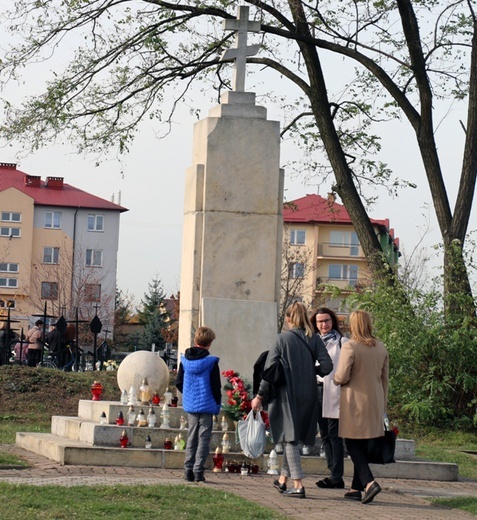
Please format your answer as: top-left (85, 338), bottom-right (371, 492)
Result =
top-left (238, 411), bottom-right (267, 459)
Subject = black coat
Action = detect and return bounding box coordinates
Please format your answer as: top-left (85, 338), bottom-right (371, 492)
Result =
top-left (258, 328), bottom-right (333, 445)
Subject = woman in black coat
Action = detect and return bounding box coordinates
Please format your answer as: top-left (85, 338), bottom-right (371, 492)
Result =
top-left (251, 302), bottom-right (333, 499)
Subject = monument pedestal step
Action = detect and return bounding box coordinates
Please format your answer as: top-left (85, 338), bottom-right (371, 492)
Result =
top-left (14, 400), bottom-right (458, 481)
top-left (16, 431), bottom-right (458, 481)
top-left (54, 401), bottom-right (417, 459)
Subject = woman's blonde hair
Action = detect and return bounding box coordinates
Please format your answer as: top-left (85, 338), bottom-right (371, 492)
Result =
top-left (286, 301), bottom-right (314, 337)
top-left (349, 310), bottom-right (376, 346)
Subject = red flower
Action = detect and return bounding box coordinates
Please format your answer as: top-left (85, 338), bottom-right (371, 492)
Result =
top-left (221, 369), bottom-right (253, 422)
top-left (260, 410), bottom-right (270, 429)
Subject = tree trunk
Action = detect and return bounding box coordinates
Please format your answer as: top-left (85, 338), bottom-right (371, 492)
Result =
top-left (443, 240), bottom-right (475, 318)
top-left (396, 0), bottom-right (477, 318)
top-left (287, 0), bottom-right (394, 285)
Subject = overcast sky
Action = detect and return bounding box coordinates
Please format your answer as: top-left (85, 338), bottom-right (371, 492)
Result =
top-left (4, 104), bottom-right (465, 306)
top-left (1, 5), bottom-right (475, 306)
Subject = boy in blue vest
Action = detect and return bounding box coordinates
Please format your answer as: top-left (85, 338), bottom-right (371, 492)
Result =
top-left (175, 326), bottom-right (221, 482)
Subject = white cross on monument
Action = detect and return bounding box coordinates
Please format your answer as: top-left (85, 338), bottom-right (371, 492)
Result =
top-left (220, 5), bottom-right (261, 92)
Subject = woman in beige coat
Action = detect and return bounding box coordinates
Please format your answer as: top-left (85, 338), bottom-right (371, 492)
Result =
top-left (333, 310), bottom-right (388, 504)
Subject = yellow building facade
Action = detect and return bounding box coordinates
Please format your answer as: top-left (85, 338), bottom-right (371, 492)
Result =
top-left (0, 163), bottom-right (126, 336)
top-left (283, 194), bottom-right (400, 311)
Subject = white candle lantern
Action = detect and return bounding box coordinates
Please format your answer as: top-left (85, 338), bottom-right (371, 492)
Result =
top-left (120, 389), bottom-right (128, 405)
top-left (128, 386), bottom-right (138, 405)
top-left (221, 432), bottom-right (230, 453)
top-left (137, 408), bottom-right (147, 427)
top-left (160, 402), bottom-right (170, 428)
top-left (179, 415), bottom-right (187, 430)
top-left (163, 389), bottom-right (172, 406)
top-left (267, 449), bottom-right (279, 475)
top-left (140, 378), bottom-right (151, 405)
top-left (147, 407), bottom-right (157, 427)
top-left (127, 405), bottom-right (136, 426)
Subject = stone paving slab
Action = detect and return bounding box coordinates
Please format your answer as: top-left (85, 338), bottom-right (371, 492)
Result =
top-left (0, 445), bottom-right (476, 519)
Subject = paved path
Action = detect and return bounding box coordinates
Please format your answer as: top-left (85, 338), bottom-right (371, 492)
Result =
top-left (0, 445), bottom-right (476, 519)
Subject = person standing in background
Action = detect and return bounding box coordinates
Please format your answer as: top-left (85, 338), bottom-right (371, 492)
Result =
top-left (0, 321), bottom-right (16, 365)
top-left (26, 319), bottom-right (44, 367)
top-left (46, 323), bottom-right (64, 367)
top-left (311, 307), bottom-right (348, 490)
top-left (333, 310), bottom-right (389, 504)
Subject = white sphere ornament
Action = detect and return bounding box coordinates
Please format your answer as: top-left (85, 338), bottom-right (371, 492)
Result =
top-left (117, 351), bottom-right (169, 398)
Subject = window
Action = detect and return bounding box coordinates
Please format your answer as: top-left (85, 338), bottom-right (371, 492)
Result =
top-left (45, 211), bottom-right (61, 229)
top-left (86, 249), bottom-right (103, 267)
top-left (290, 229), bottom-right (306, 245)
top-left (330, 231), bottom-right (360, 256)
top-left (0, 263), bottom-right (19, 273)
top-left (41, 281), bottom-right (58, 300)
top-left (289, 262), bottom-right (305, 279)
top-left (43, 247), bottom-right (60, 264)
top-left (0, 227), bottom-right (20, 238)
top-left (88, 214), bottom-right (104, 232)
top-left (1, 212), bottom-right (21, 222)
top-left (328, 264), bottom-right (359, 286)
top-left (0, 277), bottom-right (18, 288)
top-left (0, 299), bottom-right (15, 309)
top-left (85, 284), bottom-right (101, 302)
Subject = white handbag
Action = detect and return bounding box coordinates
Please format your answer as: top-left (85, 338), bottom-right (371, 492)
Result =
top-left (237, 411), bottom-right (267, 459)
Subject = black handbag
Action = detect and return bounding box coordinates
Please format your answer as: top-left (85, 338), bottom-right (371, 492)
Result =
top-left (261, 358), bottom-right (285, 386)
top-left (367, 430), bottom-right (396, 464)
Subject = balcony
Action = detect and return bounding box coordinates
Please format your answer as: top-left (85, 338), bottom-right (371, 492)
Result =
top-left (316, 277), bottom-right (367, 291)
top-left (317, 242), bottom-right (364, 259)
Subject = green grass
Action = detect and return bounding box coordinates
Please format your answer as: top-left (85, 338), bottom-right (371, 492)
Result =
top-left (0, 415), bottom-right (51, 444)
top-left (410, 428), bottom-right (477, 480)
top-left (0, 483), bottom-right (286, 520)
top-left (0, 450), bottom-right (28, 467)
top-left (432, 497), bottom-right (477, 515)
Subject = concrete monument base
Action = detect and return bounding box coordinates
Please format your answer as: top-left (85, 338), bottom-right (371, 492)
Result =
top-left (15, 399), bottom-right (459, 481)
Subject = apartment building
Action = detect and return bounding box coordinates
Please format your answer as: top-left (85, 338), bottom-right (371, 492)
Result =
top-left (283, 193), bottom-right (400, 310)
top-left (0, 162), bottom-right (127, 333)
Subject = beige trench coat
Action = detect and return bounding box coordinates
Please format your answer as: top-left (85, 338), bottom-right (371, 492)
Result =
top-left (333, 339), bottom-right (388, 439)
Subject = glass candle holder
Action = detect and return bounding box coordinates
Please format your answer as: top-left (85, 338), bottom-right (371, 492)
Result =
top-left (212, 447), bottom-right (224, 472)
top-left (140, 378), bottom-right (151, 405)
top-left (152, 391), bottom-right (160, 405)
top-left (119, 430), bottom-right (128, 448)
top-left (179, 415), bottom-right (187, 430)
top-left (221, 416), bottom-right (228, 432)
top-left (120, 389), bottom-right (128, 405)
top-left (91, 381), bottom-right (103, 401)
top-left (137, 409), bottom-right (147, 427)
top-left (147, 407), bottom-right (157, 427)
top-left (127, 405), bottom-right (136, 426)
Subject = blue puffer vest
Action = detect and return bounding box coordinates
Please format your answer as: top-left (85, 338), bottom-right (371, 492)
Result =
top-left (181, 355), bottom-right (221, 415)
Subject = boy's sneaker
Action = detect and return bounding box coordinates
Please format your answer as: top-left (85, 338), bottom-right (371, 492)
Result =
top-left (194, 472), bottom-right (206, 482)
top-left (184, 470), bottom-right (194, 482)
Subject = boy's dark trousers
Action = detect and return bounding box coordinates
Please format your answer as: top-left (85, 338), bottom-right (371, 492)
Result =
top-left (184, 413), bottom-right (213, 478)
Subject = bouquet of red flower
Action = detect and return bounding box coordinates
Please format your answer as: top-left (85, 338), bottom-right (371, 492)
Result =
top-left (221, 370), bottom-right (253, 422)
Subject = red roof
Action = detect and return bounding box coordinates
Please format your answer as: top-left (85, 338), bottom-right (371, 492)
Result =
top-left (0, 162), bottom-right (127, 212)
top-left (283, 193), bottom-right (387, 228)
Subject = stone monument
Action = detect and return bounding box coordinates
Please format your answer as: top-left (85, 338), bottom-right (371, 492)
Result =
top-left (178, 6), bottom-right (284, 380)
